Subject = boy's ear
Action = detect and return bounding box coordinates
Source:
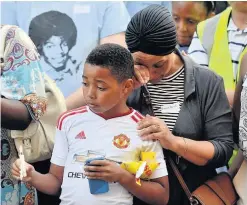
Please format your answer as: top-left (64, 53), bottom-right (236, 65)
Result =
top-left (122, 79), bottom-right (134, 95)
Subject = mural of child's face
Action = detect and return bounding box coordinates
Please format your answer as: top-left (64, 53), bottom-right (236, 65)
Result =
top-left (42, 36), bottom-right (69, 69)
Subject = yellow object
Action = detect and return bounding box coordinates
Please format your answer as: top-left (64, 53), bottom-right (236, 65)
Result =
top-left (141, 152), bottom-right (156, 161)
top-left (229, 149), bottom-right (238, 166)
top-left (120, 161), bottom-right (143, 175)
top-left (120, 152), bottom-right (160, 186)
top-left (141, 161), bottom-right (159, 179)
top-left (136, 178), bottom-right (141, 186)
top-left (120, 160), bottom-right (159, 179)
top-left (197, 7), bottom-right (247, 89)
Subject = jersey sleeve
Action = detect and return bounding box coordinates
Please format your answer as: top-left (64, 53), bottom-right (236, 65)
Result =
top-left (50, 128), bottom-right (69, 166)
top-left (141, 141), bottom-right (168, 179)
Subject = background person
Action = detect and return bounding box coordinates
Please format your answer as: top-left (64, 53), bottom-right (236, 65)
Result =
top-left (1, 1), bottom-right (130, 98)
top-left (172, 1), bottom-right (215, 53)
top-left (125, 1), bottom-right (171, 17)
top-left (1, 25), bottom-right (47, 205)
top-left (230, 52), bottom-right (247, 205)
top-left (188, 1), bottom-right (247, 168)
top-left (125, 5), bottom-right (234, 205)
top-left (188, 1), bottom-right (247, 106)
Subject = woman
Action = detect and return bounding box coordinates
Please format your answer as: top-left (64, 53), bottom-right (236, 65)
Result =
top-left (230, 53), bottom-right (247, 205)
top-left (125, 5), bottom-right (234, 205)
top-left (1, 25), bottom-right (47, 205)
top-left (172, 1), bottom-right (215, 52)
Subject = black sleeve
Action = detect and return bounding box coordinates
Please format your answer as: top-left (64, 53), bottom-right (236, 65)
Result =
top-left (1, 97), bottom-right (32, 130)
top-left (127, 87), bottom-right (142, 110)
top-left (201, 74), bottom-right (234, 167)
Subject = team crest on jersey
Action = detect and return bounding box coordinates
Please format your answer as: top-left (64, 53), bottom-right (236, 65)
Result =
top-left (113, 134), bottom-right (130, 149)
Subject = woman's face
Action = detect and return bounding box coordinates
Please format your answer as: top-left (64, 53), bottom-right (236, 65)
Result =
top-left (172, 2), bottom-right (209, 46)
top-left (132, 52), bottom-right (174, 84)
top-left (42, 36), bottom-right (69, 69)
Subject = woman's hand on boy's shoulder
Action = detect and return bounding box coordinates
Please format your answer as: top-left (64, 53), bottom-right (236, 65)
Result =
top-left (137, 115), bottom-right (175, 150)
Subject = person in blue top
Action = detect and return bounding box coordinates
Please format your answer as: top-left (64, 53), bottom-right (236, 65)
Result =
top-left (172, 1), bottom-right (215, 53)
top-left (1, 1), bottom-right (130, 98)
top-left (125, 1), bottom-right (171, 17)
top-left (1, 2), bottom-right (130, 204)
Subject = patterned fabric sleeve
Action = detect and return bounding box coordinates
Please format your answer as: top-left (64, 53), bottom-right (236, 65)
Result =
top-left (239, 74), bottom-right (247, 159)
top-left (1, 25), bottom-right (47, 119)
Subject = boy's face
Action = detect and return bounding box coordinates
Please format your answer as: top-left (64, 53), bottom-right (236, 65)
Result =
top-left (82, 63), bottom-right (133, 115)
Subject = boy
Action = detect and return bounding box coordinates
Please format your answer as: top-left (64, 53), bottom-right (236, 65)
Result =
top-left (12, 44), bottom-right (169, 205)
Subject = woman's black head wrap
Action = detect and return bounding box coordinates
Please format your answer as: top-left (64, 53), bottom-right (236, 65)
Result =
top-left (126, 4), bottom-right (177, 56)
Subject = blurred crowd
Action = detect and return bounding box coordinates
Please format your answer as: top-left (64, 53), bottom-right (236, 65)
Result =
top-left (1, 1), bottom-right (247, 205)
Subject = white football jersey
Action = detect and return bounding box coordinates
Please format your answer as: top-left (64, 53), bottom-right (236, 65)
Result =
top-left (51, 106), bottom-right (168, 205)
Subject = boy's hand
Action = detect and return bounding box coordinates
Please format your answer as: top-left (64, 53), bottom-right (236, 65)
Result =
top-left (11, 159), bottom-right (35, 182)
top-left (84, 160), bottom-right (127, 183)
